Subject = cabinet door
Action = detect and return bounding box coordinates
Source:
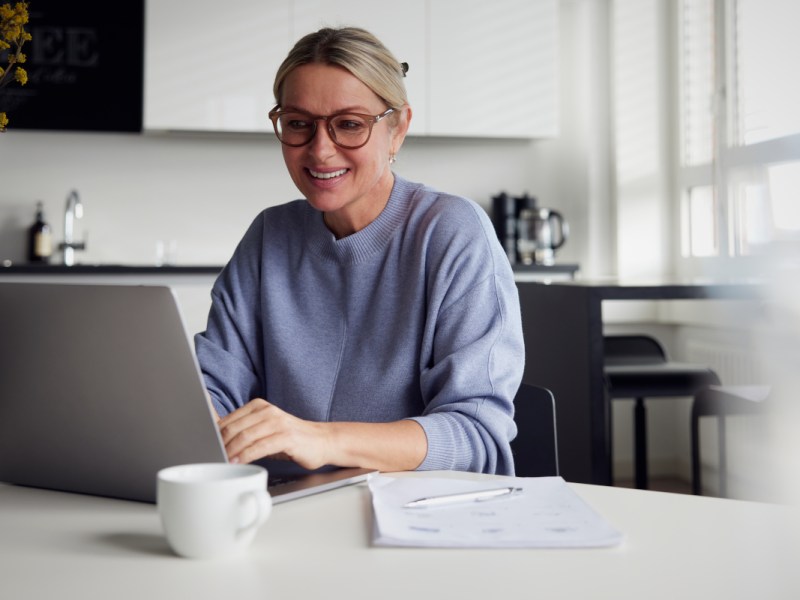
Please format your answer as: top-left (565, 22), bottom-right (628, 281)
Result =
top-left (428, 0), bottom-right (558, 138)
top-left (144, 0), bottom-right (556, 138)
top-left (291, 0), bottom-right (427, 136)
top-left (145, 0), bottom-right (291, 132)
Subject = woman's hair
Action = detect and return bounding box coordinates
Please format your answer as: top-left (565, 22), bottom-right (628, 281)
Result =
top-left (273, 27), bottom-right (408, 109)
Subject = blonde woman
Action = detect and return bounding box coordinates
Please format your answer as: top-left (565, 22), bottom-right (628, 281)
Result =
top-left (195, 27), bottom-right (524, 478)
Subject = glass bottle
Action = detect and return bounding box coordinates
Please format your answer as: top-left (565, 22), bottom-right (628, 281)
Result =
top-left (28, 201), bottom-right (52, 263)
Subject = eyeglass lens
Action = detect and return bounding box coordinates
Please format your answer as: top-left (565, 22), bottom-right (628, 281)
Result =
top-left (274, 113), bottom-right (375, 148)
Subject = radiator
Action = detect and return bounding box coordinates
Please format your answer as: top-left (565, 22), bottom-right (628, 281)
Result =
top-left (683, 337), bottom-right (771, 500)
top-left (684, 339), bottom-right (762, 385)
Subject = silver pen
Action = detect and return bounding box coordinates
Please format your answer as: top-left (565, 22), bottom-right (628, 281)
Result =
top-left (403, 486), bottom-right (523, 509)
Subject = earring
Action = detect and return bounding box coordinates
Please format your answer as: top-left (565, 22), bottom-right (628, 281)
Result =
top-left (389, 154), bottom-right (396, 164)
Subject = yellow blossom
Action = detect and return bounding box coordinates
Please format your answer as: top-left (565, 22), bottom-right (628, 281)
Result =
top-left (0, 1), bottom-right (30, 131)
top-left (0, 3), bottom-right (29, 44)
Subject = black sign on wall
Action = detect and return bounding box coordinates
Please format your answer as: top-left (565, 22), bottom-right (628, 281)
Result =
top-left (1, 1), bottom-right (144, 132)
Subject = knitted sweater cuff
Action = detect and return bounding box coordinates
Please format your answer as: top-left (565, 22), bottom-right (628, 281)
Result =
top-left (408, 414), bottom-right (475, 472)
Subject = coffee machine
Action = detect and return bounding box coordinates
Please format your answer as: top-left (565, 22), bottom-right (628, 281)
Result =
top-left (491, 191), bottom-right (533, 264)
top-left (491, 192), bottom-right (568, 265)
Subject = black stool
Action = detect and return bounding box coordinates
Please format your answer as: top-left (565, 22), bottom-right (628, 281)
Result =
top-left (691, 385), bottom-right (769, 496)
top-left (604, 335), bottom-right (720, 489)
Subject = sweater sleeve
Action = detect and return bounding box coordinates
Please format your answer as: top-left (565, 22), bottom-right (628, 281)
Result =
top-left (409, 199), bottom-right (524, 476)
top-left (194, 215), bottom-right (266, 416)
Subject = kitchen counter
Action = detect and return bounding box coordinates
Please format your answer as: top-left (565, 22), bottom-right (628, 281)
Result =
top-left (512, 262), bottom-right (579, 281)
top-left (2, 262), bottom-right (578, 279)
top-left (0, 263), bottom-right (223, 275)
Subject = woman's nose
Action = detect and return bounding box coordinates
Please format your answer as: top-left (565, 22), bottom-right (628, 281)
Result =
top-left (308, 121), bottom-right (338, 158)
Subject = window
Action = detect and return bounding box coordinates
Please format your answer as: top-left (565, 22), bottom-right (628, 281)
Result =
top-left (678, 0), bottom-right (800, 262)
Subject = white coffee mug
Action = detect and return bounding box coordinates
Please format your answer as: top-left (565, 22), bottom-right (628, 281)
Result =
top-left (157, 463), bottom-right (272, 559)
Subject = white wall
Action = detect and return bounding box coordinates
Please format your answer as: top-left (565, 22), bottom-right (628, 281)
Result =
top-left (0, 129), bottom-right (573, 265)
top-left (612, 0), bottom-right (674, 280)
top-left (0, 1), bottom-right (609, 277)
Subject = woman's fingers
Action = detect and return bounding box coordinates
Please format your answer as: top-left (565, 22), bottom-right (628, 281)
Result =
top-left (218, 398), bottom-right (271, 433)
top-left (218, 400), bottom-right (277, 459)
top-left (217, 399), bottom-right (326, 468)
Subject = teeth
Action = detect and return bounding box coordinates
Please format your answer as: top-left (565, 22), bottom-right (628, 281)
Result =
top-left (309, 168), bottom-right (347, 180)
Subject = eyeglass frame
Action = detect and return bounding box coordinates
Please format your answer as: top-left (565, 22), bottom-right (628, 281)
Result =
top-left (268, 105), bottom-right (398, 149)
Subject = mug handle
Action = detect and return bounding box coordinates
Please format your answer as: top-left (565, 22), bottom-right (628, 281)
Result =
top-left (236, 490), bottom-right (272, 538)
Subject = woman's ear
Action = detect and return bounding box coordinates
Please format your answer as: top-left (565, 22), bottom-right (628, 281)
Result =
top-left (391, 104), bottom-right (412, 152)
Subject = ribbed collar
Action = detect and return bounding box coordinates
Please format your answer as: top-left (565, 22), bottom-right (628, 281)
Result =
top-left (304, 175), bottom-right (416, 265)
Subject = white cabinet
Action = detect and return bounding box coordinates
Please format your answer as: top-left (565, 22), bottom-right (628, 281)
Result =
top-left (145, 0), bottom-right (291, 132)
top-left (144, 0), bottom-right (557, 138)
top-left (428, 0), bottom-right (558, 138)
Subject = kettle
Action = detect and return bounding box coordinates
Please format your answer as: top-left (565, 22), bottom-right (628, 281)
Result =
top-left (516, 207), bottom-right (568, 265)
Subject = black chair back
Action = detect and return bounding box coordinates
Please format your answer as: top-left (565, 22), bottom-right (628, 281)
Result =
top-left (604, 335), bottom-right (667, 366)
top-left (510, 383), bottom-right (559, 477)
top-left (603, 333), bottom-right (721, 489)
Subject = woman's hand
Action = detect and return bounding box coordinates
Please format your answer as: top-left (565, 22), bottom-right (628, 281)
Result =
top-left (218, 399), bottom-right (330, 470)
top-left (217, 398), bottom-right (428, 472)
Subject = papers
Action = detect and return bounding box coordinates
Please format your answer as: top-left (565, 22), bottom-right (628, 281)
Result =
top-left (369, 474), bottom-right (623, 548)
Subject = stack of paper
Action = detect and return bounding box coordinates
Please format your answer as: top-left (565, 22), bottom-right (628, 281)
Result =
top-left (368, 474), bottom-right (623, 548)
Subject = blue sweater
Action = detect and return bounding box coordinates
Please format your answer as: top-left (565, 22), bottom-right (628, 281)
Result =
top-left (195, 176), bottom-right (524, 475)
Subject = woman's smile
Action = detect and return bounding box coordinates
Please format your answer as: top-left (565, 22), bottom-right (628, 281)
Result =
top-left (307, 167), bottom-right (350, 182)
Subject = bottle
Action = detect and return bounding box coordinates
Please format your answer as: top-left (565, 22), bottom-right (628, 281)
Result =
top-left (27, 201), bottom-right (53, 263)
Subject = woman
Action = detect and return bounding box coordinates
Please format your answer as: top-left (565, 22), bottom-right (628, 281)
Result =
top-left (195, 27), bottom-right (524, 478)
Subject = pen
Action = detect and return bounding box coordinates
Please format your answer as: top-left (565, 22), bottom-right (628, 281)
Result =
top-left (403, 486), bottom-right (523, 509)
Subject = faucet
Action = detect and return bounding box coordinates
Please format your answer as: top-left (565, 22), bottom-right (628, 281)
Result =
top-left (60, 190), bottom-right (86, 266)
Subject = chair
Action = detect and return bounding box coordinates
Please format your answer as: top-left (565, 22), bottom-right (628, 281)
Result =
top-left (604, 335), bottom-right (720, 489)
top-left (691, 385), bottom-right (769, 496)
top-left (510, 383), bottom-right (560, 477)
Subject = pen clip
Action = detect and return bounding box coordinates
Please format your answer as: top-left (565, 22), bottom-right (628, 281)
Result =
top-left (477, 486), bottom-right (522, 502)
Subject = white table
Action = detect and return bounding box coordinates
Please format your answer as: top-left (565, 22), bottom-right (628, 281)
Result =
top-left (1, 472), bottom-right (798, 600)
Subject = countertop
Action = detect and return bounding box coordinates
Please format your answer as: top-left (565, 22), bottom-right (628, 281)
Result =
top-left (2, 263), bottom-right (580, 276)
top-left (0, 263), bottom-right (224, 275)
top-left (512, 262), bottom-right (579, 274)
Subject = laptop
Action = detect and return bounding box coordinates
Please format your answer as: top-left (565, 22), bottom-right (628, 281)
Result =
top-left (0, 282), bottom-right (373, 504)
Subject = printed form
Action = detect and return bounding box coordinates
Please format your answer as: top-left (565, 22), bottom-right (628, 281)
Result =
top-left (368, 474), bottom-right (623, 548)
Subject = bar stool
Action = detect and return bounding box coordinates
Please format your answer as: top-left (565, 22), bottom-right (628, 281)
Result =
top-left (691, 385), bottom-right (770, 496)
top-left (604, 335), bottom-right (720, 489)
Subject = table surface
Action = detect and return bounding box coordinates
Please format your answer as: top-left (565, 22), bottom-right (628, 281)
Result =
top-left (1, 471), bottom-right (797, 600)
top-left (524, 278), bottom-right (764, 298)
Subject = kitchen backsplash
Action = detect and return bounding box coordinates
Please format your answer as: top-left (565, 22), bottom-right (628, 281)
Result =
top-left (0, 130), bottom-right (574, 268)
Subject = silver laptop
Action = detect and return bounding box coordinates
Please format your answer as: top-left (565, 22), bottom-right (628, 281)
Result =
top-left (0, 283), bottom-right (372, 504)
